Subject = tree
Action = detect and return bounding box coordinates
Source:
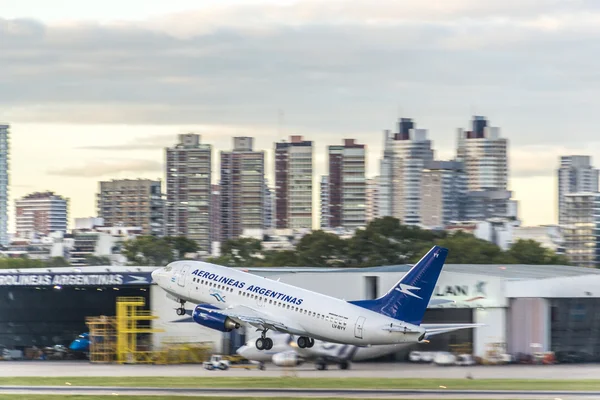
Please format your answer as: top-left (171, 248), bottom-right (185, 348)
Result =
top-left (165, 236), bottom-right (199, 259)
top-left (45, 257), bottom-right (71, 268)
top-left (507, 239), bottom-right (571, 265)
top-left (84, 255), bottom-right (112, 266)
top-left (217, 238), bottom-right (264, 267)
top-left (122, 236), bottom-right (174, 266)
top-left (260, 250), bottom-right (299, 267)
top-left (295, 230), bottom-right (348, 267)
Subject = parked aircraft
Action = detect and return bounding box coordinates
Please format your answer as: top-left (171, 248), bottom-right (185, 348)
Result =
top-left (152, 245), bottom-right (475, 350)
top-left (236, 321), bottom-right (481, 370)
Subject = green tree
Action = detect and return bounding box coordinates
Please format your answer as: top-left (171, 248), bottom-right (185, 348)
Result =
top-left (0, 257), bottom-right (46, 269)
top-left (45, 257), bottom-right (71, 268)
top-left (295, 230), bottom-right (348, 267)
top-left (410, 230), bottom-right (511, 264)
top-left (260, 250), bottom-right (300, 267)
top-left (122, 236), bottom-right (174, 266)
top-left (84, 255), bottom-right (112, 266)
top-left (165, 236), bottom-right (199, 259)
top-left (217, 238), bottom-right (264, 267)
top-left (507, 239), bottom-right (571, 265)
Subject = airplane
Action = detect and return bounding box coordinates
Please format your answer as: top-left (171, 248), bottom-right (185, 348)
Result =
top-left (152, 245), bottom-right (470, 351)
top-left (236, 321), bottom-right (482, 370)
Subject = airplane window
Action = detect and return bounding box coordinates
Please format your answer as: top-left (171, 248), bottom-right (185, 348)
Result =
top-left (317, 314), bottom-right (320, 318)
top-left (269, 300), bottom-right (272, 304)
top-left (238, 291), bottom-right (241, 295)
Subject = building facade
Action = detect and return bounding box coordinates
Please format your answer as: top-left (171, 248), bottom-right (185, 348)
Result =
top-left (457, 116), bottom-right (508, 192)
top-left (456, 116), bottom-right (515, 222)
top-left (0, 125), bottom-right (8, 246)
top-left (326, 139), bottom-right (366, 229)
top-left (16, 191), bottom-right (69, 239)
top-left (561, 192), bottom-right (600, 268)
top-left (220, 137), bottom-right (265, 242)
top-left (420, 161), bottom-right (467, 229)
top-left (379, 118), bottom-right (434, 225)
top-left (320, 175), bottom-right (330, 229)
top-left (365, 177), bottom-right (380, 223)
top-left (97, 179), bottom-right (164, 236)
top-left (210, 184), bottom-right (221, 246)
top-left (557, 156), bottom-right (599, 225)
top-left (263, 181), bottom-right (274, 230)
top-left (274, 135), bottom-right (313, 229)
top-left (165, 134), bottom-right (212, 253)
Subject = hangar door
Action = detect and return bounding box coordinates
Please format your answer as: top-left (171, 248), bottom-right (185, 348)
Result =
top-left (414, 308), bottom-right (475, 352)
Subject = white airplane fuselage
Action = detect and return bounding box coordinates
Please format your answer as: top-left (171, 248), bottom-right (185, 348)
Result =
top-left (152, 260), bottom-right (425, 346)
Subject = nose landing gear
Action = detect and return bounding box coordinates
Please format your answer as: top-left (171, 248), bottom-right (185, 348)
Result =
top-left (175, 299), bottom-right (186, 316)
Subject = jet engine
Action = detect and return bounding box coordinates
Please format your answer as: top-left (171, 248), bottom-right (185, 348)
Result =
top-left (192, 304), bottom-right (240, 332)
top-left (272, 351), bottom-right (303, 367)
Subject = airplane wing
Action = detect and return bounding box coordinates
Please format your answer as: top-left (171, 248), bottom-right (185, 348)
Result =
top-left (421, 323), bottom-right (485, 338)
top-left (195, 304), bottom-right (301, 334)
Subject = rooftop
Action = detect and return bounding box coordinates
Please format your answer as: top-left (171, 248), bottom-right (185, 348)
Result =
top-left (243, 263), bottom-right (600, 280)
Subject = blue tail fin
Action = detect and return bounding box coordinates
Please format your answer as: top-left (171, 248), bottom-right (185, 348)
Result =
top-left (348, 245), bottom-right (448, 326)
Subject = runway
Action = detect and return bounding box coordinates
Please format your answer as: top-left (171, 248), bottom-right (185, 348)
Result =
top-left (2, 360), bottom-right (600, 379)
top-left (0, 386), bottom-right (599, 399)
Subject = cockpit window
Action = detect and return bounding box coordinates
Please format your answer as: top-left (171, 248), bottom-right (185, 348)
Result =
top-left (164, 266), bottom-right (172, 272)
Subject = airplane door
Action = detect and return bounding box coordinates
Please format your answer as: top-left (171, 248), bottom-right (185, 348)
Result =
top-left (177, 265), bottom-right (190, 287)
top-left (354, 316), bottom-right (366, 339)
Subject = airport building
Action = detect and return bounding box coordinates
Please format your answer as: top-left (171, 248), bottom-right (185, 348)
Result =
top-left (2, 263), bottom-right (600, 363)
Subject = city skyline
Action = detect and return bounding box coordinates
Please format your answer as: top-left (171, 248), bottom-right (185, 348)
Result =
top-left (5, 1), bottom-right (600, 229)
top-left (4, 120), bottom-right (591, 232)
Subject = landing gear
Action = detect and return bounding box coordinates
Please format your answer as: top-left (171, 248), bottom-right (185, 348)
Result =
top-left (338, 361), bottom-right (350, 370)
top-left (255, 330), bottom-right (273, 350)
top-left (316, 361), bottom-right (327, 370)
top-left (176, 299), bottom-right (186, 316)
top-left (297, 336), bottom-right (315, 349)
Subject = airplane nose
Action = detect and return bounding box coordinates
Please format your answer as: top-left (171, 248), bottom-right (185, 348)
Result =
top-left (151, 268), bottom-right (161, 283)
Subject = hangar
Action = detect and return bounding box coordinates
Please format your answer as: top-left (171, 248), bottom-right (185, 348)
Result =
top-left (2, 262), bottom-right (600, 362)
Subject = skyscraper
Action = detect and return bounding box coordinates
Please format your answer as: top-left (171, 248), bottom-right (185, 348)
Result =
top-left (0, 125), bottom-right (8, 246)
top-left (165, 134), bottom-right (212, 253)
top-left (326, 139), bottom-right (367, 229)
top-left (456, 116), bottom-right (513, 221)
top-left (557, 156), bottom-right (599, 225)
top-left (320, 175), bottom-right (330, 229)
top-left (97, 179), bottom-right (164, 235)
top-left (210, 184), bottom-right (221, 245)
top-left (380, 118), bottom-right (434, 225)
top-left (275, 135), bottom-right (313, 229)
top-left (220, 137), bottom-right (265, 241)
top-left (457, 116), bottom-right (508, 191)
top-left (16, 191), bottom-right (68, 239)
top-left (420, 161), bottom-right (467, 229)
top-left (561, 192), bottom-right (600, 268)
top-left (365, 177), bottom-right (380, 223)
top-left (263, 180), bottom-right (275, 230)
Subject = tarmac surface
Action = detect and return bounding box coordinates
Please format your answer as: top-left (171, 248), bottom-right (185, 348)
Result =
top-left (1, 361), bottom-right (599, 398)
top-left (1, 360), bottom-right (600, 379)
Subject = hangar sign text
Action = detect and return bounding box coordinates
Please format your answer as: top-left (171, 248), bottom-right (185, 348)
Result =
top-left (0, 273), bottom-right (152, 286)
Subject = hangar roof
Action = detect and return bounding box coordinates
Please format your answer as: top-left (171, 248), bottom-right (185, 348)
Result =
top-left (3, 263), bottom-right (598, 282)
top-left (243, 263), bottom-right (600, 281)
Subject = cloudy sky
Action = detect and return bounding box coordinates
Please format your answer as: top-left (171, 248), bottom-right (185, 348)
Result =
top-left (3, 0), bottom-right (600, 231)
